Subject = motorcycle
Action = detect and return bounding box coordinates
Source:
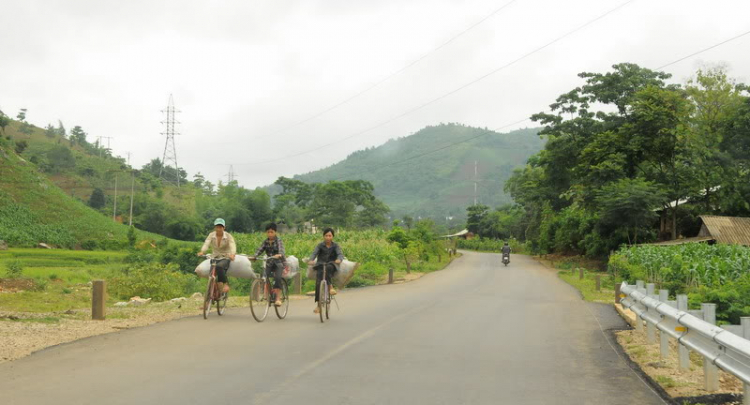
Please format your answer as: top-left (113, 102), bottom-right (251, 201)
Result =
top-left (502, 254), bottom-right (510, 266)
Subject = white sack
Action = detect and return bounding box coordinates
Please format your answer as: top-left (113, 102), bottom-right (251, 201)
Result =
top-left (195, 255), bottom-right (257, 279)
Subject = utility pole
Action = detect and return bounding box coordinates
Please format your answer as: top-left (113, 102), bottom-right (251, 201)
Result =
top-left (126, 152), bottom-right (132, 167)
top-left (474, 160), bottom-right (478, 205)
top-left (97, 136), bottom-right (113, 158)
top-left (113, 175), bottom-right (118, 222)
top-left (159, 94), bottom-right (181, 187)
top-left (129, 171), bottom-right (135, 226)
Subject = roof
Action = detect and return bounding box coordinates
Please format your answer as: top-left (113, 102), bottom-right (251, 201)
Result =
top-left (648, 236), bottom-right (714, 246)
top-left (441, 229), bottom-right (470, 239)
top-left (700, 216), bottom-right (750, 246)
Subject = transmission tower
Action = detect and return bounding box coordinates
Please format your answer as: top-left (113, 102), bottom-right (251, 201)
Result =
top-left (226, 165), bottom-right (237, 183)
top-left (159, 94), bottom-right (181, 187)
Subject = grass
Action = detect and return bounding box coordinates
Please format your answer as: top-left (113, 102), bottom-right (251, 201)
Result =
top-left (557, 267), bottom-right (615, 303)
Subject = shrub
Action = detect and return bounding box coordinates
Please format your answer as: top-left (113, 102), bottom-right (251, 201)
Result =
top-left (110, 263), bottom-right (201, 301)
top-left (5, 260), bottom-right (23, 278)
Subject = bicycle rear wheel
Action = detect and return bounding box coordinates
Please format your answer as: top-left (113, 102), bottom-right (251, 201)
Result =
top-left (203, 278), bottom-right (215, 320)
top-left (250, 279), bottom-right (270, 322)
top-left (217, 291), bottom-right (228, 316)
top-left (318, 280), bottom-right (328, 323)
top-left (275, 280), bottom-right (289, 319)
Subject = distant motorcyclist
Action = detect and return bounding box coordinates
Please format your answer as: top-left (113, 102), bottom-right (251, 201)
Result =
top-left (501, 241), bottom-right (511, 264)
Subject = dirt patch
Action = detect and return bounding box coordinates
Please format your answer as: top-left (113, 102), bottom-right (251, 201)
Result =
top-left (0, 278), bottom-right (36, 293)
top-left (616, 328), bottom-right (743, 399)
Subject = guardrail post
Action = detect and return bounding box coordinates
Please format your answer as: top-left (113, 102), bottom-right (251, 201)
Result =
top-left (595, 275), bottom-right (601, 291)
top-left (92, 280), bottom-right (106, 320)
top-left (741, 317), bottom-right (750, 405)
top-left (645, 284), bottom-right (657, 344)
top-left (659, 289), bottom-right (670, 359)
top-left (615, 283), bottom-right (621, 304)
top-left (634, 281), bottom-right (645, 332)
top-left (702, 303), bottom-right (719, 392)
top-left (676, 294), bottom-right (690, 371)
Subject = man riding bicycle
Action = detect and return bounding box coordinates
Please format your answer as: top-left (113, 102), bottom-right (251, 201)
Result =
top-left (308, 227), bottom-right (343, 315)
top-left (250, 223), bottom-right (286, 307)
top-left (197, 218), bottom-right (236, 293)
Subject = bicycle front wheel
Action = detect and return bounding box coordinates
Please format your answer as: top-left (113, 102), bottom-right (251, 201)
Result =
top-left (275, 280), bottom-right (289, 319)
top-left (250, 279), bottom-right (270, 322)
top-left (318, 280), bottom-right (328, 323)
top-left (203, 278), bottom-right (215, 320)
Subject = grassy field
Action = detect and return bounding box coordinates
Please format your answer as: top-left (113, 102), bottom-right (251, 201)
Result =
top-left (0, 232), bottom-right (456, 315)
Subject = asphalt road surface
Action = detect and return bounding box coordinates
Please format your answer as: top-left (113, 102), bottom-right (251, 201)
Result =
top-left (0, 251), bottom-right (665, 405)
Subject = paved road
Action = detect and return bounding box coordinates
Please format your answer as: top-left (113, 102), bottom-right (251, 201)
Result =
top-left (0, 252), bottom-right (665, 405)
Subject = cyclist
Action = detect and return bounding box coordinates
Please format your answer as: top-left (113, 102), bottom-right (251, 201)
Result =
top-left (307, 227), bottom-right (343, 314)
top-left (250, 223), bottom-right (286, 307)
top-left (501, 241), bottom-right (512, 263)
top-left (197, 218), bottom-right (236, 293)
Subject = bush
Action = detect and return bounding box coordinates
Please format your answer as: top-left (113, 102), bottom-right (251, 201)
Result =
top-left (81, 239), bottom-right (100, 250)
top-left (5, 260), bottom-right (23, 278)
top-left (110, 263), bottom-right (202, 301)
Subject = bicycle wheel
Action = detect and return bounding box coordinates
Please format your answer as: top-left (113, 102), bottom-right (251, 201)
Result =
top-left (250, 279), bottom-right (270, 322)
top-left (203, 278), bottom-right (214, 320)
top-left (318, 280), bottom-right (327, 323)
top-left (217, 290), bottom-right (228, 316)
top-left (325, 285), bottom-right (330, 320)
top-left (275, 279), bottom-right (289, 319)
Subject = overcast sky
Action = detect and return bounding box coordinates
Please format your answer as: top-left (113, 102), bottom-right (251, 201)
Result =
top-left (2, 0), bottom-right (749, 188)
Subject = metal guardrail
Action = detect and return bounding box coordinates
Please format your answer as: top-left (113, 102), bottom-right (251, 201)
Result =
top-left (620, 281), bottom-right (750, 404)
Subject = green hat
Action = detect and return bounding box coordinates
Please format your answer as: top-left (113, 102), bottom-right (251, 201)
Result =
top-left (214, 218), bottom-right (226, 227)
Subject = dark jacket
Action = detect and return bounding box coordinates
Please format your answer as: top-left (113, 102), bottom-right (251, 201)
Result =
top-left (309, 242), bottom-right (344, 263)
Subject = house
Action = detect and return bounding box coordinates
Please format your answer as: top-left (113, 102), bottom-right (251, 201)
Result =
top-left (650, 215), bottom-right (750, 246)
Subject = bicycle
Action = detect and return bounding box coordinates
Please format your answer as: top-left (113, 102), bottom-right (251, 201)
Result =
top-left (249, 256), bottom-right (289, 322)
top-left (312, 261), bottom-right (336, 323)
top-left (200, 254), bottom-right (228, 320)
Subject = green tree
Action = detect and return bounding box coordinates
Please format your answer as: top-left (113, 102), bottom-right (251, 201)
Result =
top-left (44, 124), bottom-right (56, 138)
top-left (14, 140), bottom-right (28, 154)
top-left (69, 126), bottom-right (87, 145)
top-left (16, 109), bottom-right (27, 121)
top-left (466, 204), bottom-right (489, 234)
top-left (596, 178), bottom-right (666, 245)
top-left (46, 145), bottom-right (76, 172)
top-left (88, 188), bottom-right (106, 209)
top-left (0, 110), bottom-right (10, 135)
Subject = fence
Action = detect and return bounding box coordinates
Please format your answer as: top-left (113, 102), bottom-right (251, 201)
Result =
top-left (620, 281), bottom-right (750, 404)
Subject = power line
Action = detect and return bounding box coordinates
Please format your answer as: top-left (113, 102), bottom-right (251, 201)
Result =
top-left (254, 0), bottom-right (519, 142)
top-left (657, 28), bottom-right (750, 70)
top-left (234, 0), bottom-right (634, 167)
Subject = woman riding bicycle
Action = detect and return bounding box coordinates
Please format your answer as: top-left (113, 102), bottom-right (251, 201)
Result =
top-left (197, 218), bottom-right (236, 293)
top-left (250, 223), bottom-right (287, 307)
top-left (307, 227), bottom-right (343, 314)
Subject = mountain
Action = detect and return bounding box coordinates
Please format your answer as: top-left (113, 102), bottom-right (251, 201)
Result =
top-left (0, 139), bottom-right (161, 248)
top-left (292, 123), bottom-right (544, 221)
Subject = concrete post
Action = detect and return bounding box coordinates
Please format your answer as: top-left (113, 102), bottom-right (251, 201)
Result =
top-left (659, 289), bottom-right (670, 359)
top-left (293, 272), bottom-right (302, 295)
top-left (388, 267), bottom-right (394, 284)
top-left (595, 275), bottom-right (601, 291)
top-left (92, 280), bottom-right (106, 320)
top-left (636, 280), bottom-right (645, 289)
top-left (702, 303), bottom-right (719, 392)
top-left (677, 294), bottom-right (690, 371)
